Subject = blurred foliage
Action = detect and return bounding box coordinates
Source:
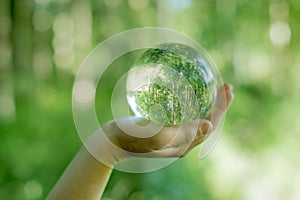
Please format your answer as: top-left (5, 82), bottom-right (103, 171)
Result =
top-left (0, 0), bottom-right (300, 199)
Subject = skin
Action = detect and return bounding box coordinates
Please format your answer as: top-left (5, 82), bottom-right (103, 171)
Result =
top-left (46, 83), bottom-right (234, 200)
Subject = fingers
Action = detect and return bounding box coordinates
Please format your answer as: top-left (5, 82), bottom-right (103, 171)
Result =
top-left (149, 146), bottom-right (185, 158)
top-left (206, 83), bottom-right (234, 127)
top-left (164, 119), bottom-right (212, 147)
top-left (223, 83), bottom-right (234, 108)
top-left (179, 120), bottom-right (213, 157)
top-left (154, 119), bottom-right (212, 157)
top-left (176, 84), bottom-right (235, 158)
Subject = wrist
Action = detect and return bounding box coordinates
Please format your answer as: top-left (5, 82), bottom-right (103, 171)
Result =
top-left (84, 128), bottom-right (128, 167)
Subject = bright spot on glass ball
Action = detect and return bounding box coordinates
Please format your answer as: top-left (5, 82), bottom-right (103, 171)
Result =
top-left (126, 43), bottom-right (217, 125)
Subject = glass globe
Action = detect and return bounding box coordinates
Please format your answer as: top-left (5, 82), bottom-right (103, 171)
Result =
top-left (126, 43), bottom-right (217, 125)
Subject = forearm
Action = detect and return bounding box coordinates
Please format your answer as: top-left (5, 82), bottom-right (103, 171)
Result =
top-left (46, 122), bottom-right (128, 200)
top-left (46, 146), bottom-right (113, 200)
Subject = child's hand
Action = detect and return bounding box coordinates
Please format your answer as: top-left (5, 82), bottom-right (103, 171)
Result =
top-left (86, 83), bottom-right (234, 166)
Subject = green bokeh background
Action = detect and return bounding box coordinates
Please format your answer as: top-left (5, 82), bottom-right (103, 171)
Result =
top-left (1, 0), bottom-right (300, 199)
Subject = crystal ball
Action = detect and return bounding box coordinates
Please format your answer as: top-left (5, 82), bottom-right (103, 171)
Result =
top-left (126, 43), bottom-right (217, 125)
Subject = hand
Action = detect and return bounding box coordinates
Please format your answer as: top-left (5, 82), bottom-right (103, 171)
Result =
top-left (86, 83), bottom-right (234, 165)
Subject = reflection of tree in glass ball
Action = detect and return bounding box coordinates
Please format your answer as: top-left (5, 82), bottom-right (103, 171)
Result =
top-left (126, 43), bottom-right (217, 125)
